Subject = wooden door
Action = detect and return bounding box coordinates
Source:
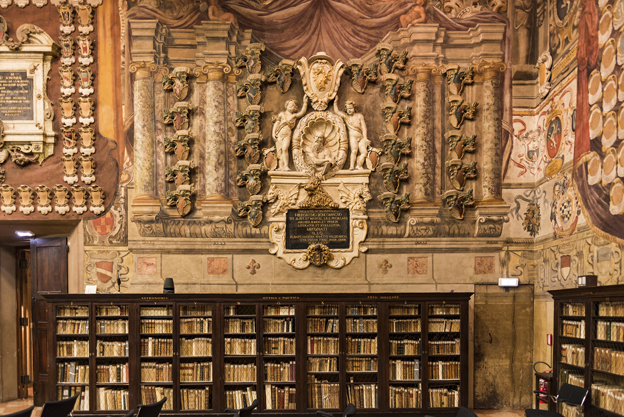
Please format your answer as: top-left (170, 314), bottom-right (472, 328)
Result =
top-left (16, 248), bottom-right (32, 399)
top-left (31, 238), bottom-right (68, 405)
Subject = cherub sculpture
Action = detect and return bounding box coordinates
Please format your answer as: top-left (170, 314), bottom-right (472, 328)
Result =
top-left (333, 100), bottom-right (369, 170)
top-left (400, 0), bottom-right (428, 28)
top-left (272, 96), bottom-right (308, 171)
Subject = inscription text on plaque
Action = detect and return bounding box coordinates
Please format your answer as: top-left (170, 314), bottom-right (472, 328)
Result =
top-left (0, 71), bottom-right (33, 121)
top-left (286, 209), bottom-right (350, 250)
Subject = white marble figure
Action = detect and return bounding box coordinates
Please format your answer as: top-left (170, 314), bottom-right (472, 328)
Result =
top-left (333, 99), bottom-right (369, 170)
top-left (304, 133), bottom-right (336, 176)
top-left (272, 96), bottom-right (308, 171)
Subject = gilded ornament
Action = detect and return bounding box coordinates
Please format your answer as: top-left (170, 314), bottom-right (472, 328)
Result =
top-left (381, 162), bottom-right (409, 194)
top-left (16, 185), bottom-right (33, 214)
top-left (53, 184), bottom-right (70, 215)
top-left (0, 184), bottom-right (15, 214)
top-left (346, 59), bottom-right (378, 94)
top-left (79, 155), bottom-right (96, 184)
top-left (266, 59), bottom-right (295, 94)
top-left (382, 75), bottom-right (413, 104)
top-left (296, 54), bottom-right (345, 111)
top-left (382, 134), bottom-right (412, 165)
top-left (35, 185), bottom-right (52, 215)
top-left (237, 195), bottom-right (264, 227)
top-left (299, 176), bottom-right (338, 209)
top-left (162, 67), bottom-right (191, 101)
top-left (77, 66), bottom-right (94, 96)
top-left (378, 192), bottom-right (411, 223)
top-left (88, 185), bottom-right (104, 214)
top-left (234, 43), bottom-right (265, 75)
top-left (57, 4), bottom-right (74, 34)
top-left (303, 244), bottom-right (332, 267)
top-left (448, 98), bottom-right (478, 129)
top-left (71, 185), bottom-right (87, 214)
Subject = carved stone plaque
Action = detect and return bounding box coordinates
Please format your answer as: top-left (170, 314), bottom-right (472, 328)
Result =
top-left (0, 71), bottom-right (33, 120)
top-left (286, 209), bottom-right (350, 250)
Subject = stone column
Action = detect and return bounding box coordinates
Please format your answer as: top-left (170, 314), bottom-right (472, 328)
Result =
top-left (130, 62), bottom-right (158, 202)
top-left (478, 61), bottom-right (506, 203)
top-left (226, 74), bottom-right (239, 201)
top-left (204, 64), bottom-right (228, 197)
top-left (408, 63), bottom-right (437, 203)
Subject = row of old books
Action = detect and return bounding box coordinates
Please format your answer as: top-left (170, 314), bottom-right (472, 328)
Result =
top-left (428, 361), bottom-right (460, 380)
top-left (346, 336), bottom-right (377, 354)
top-left (224, 318), bottom-right (256, 334)
top-left (265, 361), bottom-right (295, 381)
top-left (390, 305), bottom-right (420, 316)
top-left (96, 319), bottom-right (128, 334)
top-left (308, 318), bottom-right (338, 333)
top-left (264, 337), bottom-right (295, 355)
top-left (347, 305), bottom-right (377, 315)
top-left (346, 384), bottom-right (378, 409)
top-left (96, 363), bottom-right (129, 383)
top-left (181, 337), bottom-right (212, 356)
top-left (390, 339), bottom-right (421, 355)
top-left (181, 387), bottom-right (212, 411)
top-left (57, 340), bottom-right (88, 357)
top-left (429, 340), bottom-right (460, 354)
top-left (263, 318), bottom-right (294, 333)
top-left (140, 306), bottom-right (172, 316)
top-left (307, 357), bottom-right (337, 372)
top-left (307, 305), bottom-right (339, 315)
top-left (429, 305), bottom-right (460, 315)
top-left (96, 305), bottom-right (128, 316)
top-left (58, 306), bottom-right (89, 317)
top-left (429, 319), bottom-right (460, 333)
top-left (306, 377), bottom-right (339, 408)
top-left (180, 318), bottom-right (212, 334)
top-left (225, 387), bottom-right (257, 409)
top-left (597, 301), bottom-right (624, 317)
top-left (561, 344), bottom-right (585, 367)
top-left (561, 320), bottom-right (585, 338)
top-left (390, 385), bottom-right (421, 408)
top-left (429, 387), bottom-right (459, 408)
top-left (592, 382), bottom-right (624, 414)
top-left (180, 361), bottom-right (212, 382)
top-left (559, 402), bottom-right (584, 417)
top-left (140, 337), bottom-right (173, 356)
top-left (347, 357), bottom-right (377, 372)
top-left (140, 386), bottom-right (173, 410)
top-left (96, 340), bottom-right (129, 357)
top-left (264, 305), bottom-right (295, 316)
top-left (346, 318), bottom-right (377, 333)
top-left (224, 306), bottom-right (255, 317)
top-left (390, 359), bottom-right (420, 380)
top-left (140, 319), bottom-right (173, 333)
top-left (58, 362), bottom-right (89, 383)
top-left (57, 386), bottom-right (89, 411)
top-left (140, 362), bottom-right (172, 382)
top-left (224, 363), bottom-right (256, 382)
top-left (265, 385), bottom-right (296, 410)
top-left (57, 320), bottom-right (89, 334)
top-left (180, 305), bottom-right (212, 316)
top-left (307, 337), bottom-right (339, 354)
top-left (389, 319), bottom-right (420, 333)
top-left (594, 347), bottom-right (624, 375)
top-left (562, 303), bottom-right (585, 317)
top-left (559, 369), bottom-right (584, 387)
top-left (596, 320), bottom-right (624, 342)
top-left (97, 387), bottom-right (129, 411)
top-left (224, 338), bottom-right (256, 355)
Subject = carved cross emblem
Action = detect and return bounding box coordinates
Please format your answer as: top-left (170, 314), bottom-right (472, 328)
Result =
top-left (246, 259), bottom-right (260, 275)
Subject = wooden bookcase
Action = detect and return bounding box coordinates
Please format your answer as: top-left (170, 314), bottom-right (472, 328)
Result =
top-left (550, 284), bottom-right (624, 417)
top-left (43, 293), bottom-right (471, 417)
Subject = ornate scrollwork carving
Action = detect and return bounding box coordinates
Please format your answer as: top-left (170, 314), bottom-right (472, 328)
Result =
top-left (53, 184), bottom-right (70, 215)
top-left (446, 160), bottom-right (478, 191)
top-left (165, 162), bottom-right (195, 187)
top-left (162, 67), bottom-right (191, 101)
top-left (71, 185), bottom-right (88, 214)
top-left (265, 184), bottom-right (300, 217)
top-left (445, 130), bottom-right (476, 160)
top-left (381, 162), bottom-right (409, 194)
top-left (234, 43), bottom-right (265, 75)
top-left (296, 54), bottom-right (345, 111)
top-left (236, 164), bottom-right (263, 196)
top-left (378, 192), bottom-right (410, 223)
top-left (35, 185), bottom-right (52, 215)
top-left (441, 64), bottom-right (474, 96)
top-left (346, 58), bottom-right (378, 94)
top-left (382, 75), bottom-right (413, 104)
top-left (234, 133), bottom-right (261, 164)
top-left (443, 189), bottom-right (475, 220)
top-left (376, 44), bottom-right (408, 75)
top-left (338, 182), bottom-right (371, 216)
top-left (382, 103), bottom-right (412, 135)
top-left (236, 75), bottom-right (264, 106)
top-left (238, 195), bottom-right (264, 227)
top-left (0, 184), bottom-right (15, 214)
top-left (166, 188), bottom-right (195, 217)
top-left (16, 185), bottom-right (33, 214)
top-left (448, 98), bottom-right (478, 129)
top-left (163, 102), bottom-right (190, 131)
top-left (88, 185), bottom-right (105, 214)
top-left (382, 134), bottom-right (412, 165)
top-left (164, 131), bottom-right (191, 161)
top-left (266, 59), bottom-right (295, 94)
top-left (235, 106), bottom-right (263, 134)
top-left (299, 176), bottom-right (339, 209)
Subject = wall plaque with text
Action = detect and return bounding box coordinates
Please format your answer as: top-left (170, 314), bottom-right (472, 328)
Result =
top-left (0, 71), bottom-right (34, 121)
top-left (286, 209), bottom-right (350, 250)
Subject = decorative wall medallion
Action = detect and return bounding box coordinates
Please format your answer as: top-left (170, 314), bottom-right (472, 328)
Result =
top-left (381, 162), bottom-right (409, 193)
top-left (79, 155), bottom-right (95, 184)
top-left (78, 97), bottom-right (94, 125)
top-left (163, 102), bottom-right (190, 131)
top-left (235, 106), bottom-right (263, 134)
top-left (236, 75), bottom-right (263, 106)
top-left (448, 98), bottom-right (478, 129)
top-left (58, 5), bottom-right (74, 34)
top-left (238, 195), bottom-right (264, 227)
top-left (59, 35), bottom-right (75, 65)
top-left (76, 4), bottom-right (93, 34)
top-left (266, 59), bottom-right (295, 93)
top-left (35, 185), bottom-right (52, 214)
top-left (166, 189), bottom-right (194, 217)
top-left (235, 133), bottom-right (261, 164)
top-left (79, 127), bottom-right (95, 155)
top-left (296, 54), bottom-right (345, 111)
top-left (164, 131), bottom-right (190, 161)
top-left (88, 185), bottom-right (104, 214)
top-left (76, 35), bottom-right (93, 65)
top-left (236, 164), bottom-right (263, 195)
top-left (162, 67), bottom-right (190, 101)
top-left (77, 66), bottom-right (94, 96)
top-left (446, 160), bottom-right (478, 191)
top-left (337, 182), bottom-right (371, 216)
top-left (234, 43), bottom-right (265, 75)
top-left (53, 184), bottom-right (70, 214)
top-left (62, 128), bottom-right (78, 155)
top-left (62, 155), bottom-right (78, 184)
top-left (59, 98), bottom-right (76, 126)
top-left (378, 192), bottom-right (410, 223)
top-left (59, 51), bottom-right (77, 75)
top-left (265, 184), bottom-right (299, 216)
top-left (382, 75), bottom-right (413, 104)
top-left (546, 111), bottom-right (563, 159)
top-left (446, 131), bottom-right (477, 159)
top-left (376, 44), bottom-right (408, 75)
top-left (346, 58), bottom-right (377, 94)
top-left (304, 244), bottom-right (332, 267)
top-left (69, 185), bottom-right (86, 214)
top-left (382, 103), bottom-right (412, 135)
top-left (443, 189), bottom-right (475, 220)
top-left (165, 161), bottom-right (194, 187)
top-left (442, 64), bottom-right (474, 96)
top-left (382, 134), bottom-right (412, 165)
top-left (551, 175), bottom-right (581, 238)
top-left (0, 184), bottom-right (15, 214)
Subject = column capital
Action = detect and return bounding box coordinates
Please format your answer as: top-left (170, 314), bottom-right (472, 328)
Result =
top-left (406, 62), bottom-right (439, 81)
top-left (475, 60), bottom-right (506, 80)
top-left (192, 62), bottom-right (234, 81)
top-left (129, 61), bottom-right (159, 79)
